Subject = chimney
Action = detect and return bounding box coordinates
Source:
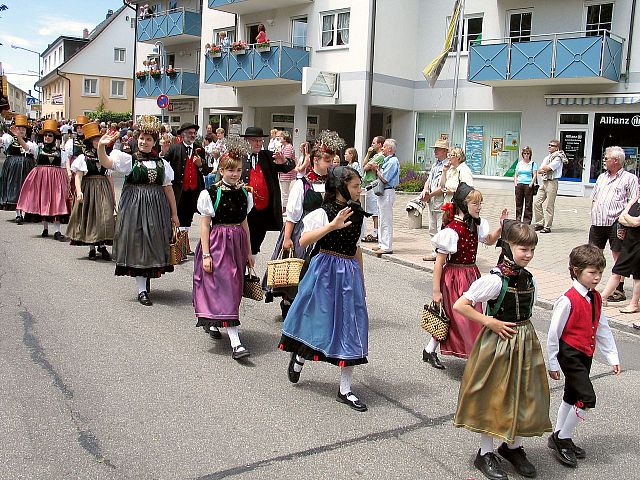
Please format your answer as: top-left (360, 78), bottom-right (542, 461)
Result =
top-left (106, 9), bottom-right (113, 19)
top-left (82, 28), bottom-right (89, 39)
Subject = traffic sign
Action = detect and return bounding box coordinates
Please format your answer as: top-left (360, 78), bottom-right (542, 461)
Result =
top-left (156, 94), bottom-right (169, 109)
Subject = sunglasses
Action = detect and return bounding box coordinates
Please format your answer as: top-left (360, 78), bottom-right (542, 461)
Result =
top-left (44, 133), bottom-right (54, 137)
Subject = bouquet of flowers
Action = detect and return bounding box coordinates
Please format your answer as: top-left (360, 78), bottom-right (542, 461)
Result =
top-left (231, 41), bottom-right (247, 52)
top-left (318, 130), bottom-right (346, 154)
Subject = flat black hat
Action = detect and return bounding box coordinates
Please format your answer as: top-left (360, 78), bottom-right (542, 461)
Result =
top-left (177, 122), bottom-right (199, 134)
top-left (240, 126), bottom-right (269, 137)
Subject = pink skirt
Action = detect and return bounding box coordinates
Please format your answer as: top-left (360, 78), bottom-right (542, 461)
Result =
top-left (439, 263), bottom-right (483, 358)
top-left (17, 166), bottom-right (69, 218)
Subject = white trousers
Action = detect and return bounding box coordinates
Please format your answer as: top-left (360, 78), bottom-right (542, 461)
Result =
top-left (376, 189), bottom-right (395, 251)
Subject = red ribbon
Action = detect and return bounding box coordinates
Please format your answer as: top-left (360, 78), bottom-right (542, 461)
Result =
top-left (441, 202), bottom-right (455, 218)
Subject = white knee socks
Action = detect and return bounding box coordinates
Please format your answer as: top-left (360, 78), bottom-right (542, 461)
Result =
top-left (227, 326), bottom-right (241, 348)
top-left (53, 221), bottom-right (61, 233)
top-left (339, 366), bottom-right (354, 395)
top-left (42, 221), bottom-right (48, 230)
top-left (507, 436), bottom-right (523, 449)
top-left (426, 337), bottom-right (439, 353)
top-left (554, 401), bottom-right (573, 432)
top-left (293, 355), bottom-right (305, 372)
top-left (559, 405), bottom-right (587, 439)
top-left (480, 434), bottom-right (494, 455)
top-left (135, 276), bottom-right (147, 294)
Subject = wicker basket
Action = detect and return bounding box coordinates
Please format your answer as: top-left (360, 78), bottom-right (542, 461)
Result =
top-left (266, 249), bottom-right (305, 288)
top-left (420, 302), bottom-right (450, 341)
top-left (169, 224), bottom-right (185, 265)
top-left (243, 268), bottom-right (264, 301)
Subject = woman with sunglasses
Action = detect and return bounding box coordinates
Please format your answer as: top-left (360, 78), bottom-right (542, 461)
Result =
top-left (513, 146), bottom-right (538, 224)
top-left (16, 119), bottom-right (70, 239)
top-left (440, 147), bottom-right (474, 202)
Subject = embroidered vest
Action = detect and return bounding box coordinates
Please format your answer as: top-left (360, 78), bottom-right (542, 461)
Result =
top-left (125, 153), bottom-right (165, 186)
top-left (446, 219), bottom-right (478, 264)
top-left (37, 144), bottom-right (62, 166)
top-left (249, 163), bottom-right (270, 211)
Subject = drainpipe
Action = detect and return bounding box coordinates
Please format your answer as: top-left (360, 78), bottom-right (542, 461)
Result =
top-left (363, 0), bottom-right (377, 151)
top-left (625, 0), bottom-right (636, 84)
top-left (124, 1), bottom-right (138, 116)
top-left (56, 68), bottom-right (71, 119)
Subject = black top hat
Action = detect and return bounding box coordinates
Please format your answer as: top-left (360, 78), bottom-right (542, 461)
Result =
top-left (177, 122), bottom-right (199, 134)
top-left (240, 126), bottom-right (269, 138)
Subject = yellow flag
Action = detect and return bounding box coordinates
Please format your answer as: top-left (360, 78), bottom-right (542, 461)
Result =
top-left (422, 0), bottom-right (461, 87)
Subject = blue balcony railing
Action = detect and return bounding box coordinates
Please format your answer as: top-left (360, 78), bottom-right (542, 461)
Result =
top-left (468, 31), bottom-right (623, 86)
top-left (137, 8), bottom-right (201, 43)
top-left (204, 42), bottom-right (310, 86)
top-left (135, 70), bottom-right (199, 98)
top-left (208, 0), bottom-right (312, 14)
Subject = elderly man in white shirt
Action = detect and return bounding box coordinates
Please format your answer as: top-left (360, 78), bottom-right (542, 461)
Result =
top-left (533, 139), bottom-right (566, 234)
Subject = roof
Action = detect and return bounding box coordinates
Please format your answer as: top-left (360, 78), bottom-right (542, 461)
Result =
top-left (41, 36), bottom-right (88, 58)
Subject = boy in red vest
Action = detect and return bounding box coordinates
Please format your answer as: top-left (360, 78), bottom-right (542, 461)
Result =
top-left (547, 244), bottom-right (621, 468)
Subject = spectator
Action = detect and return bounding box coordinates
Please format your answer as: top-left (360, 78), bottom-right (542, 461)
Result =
top-left (589, 146), bottom-right (638, 303)
top-left (345, 147), bottom-right (363, 177)
top-left (361, 136), bottom-right (385, 243)
top-left (268, 128), bottom-right (281, 152)
top-left (513, 146), bottom-right (538, 224)
top-left (421, 138), bottom-right (449, 261)
top-left (533, 139), bottom-right (567, 234)
top-left (277, 131), bottom-right (297, 212)
top-left (295, 141), bottom-right (311, 178)
top-left (256, 23), bottom-right (268, 44)
top-left (206, 124), bottom-right (213, 136)
top-left (372, 138), bottom-right (400, 255)
top-left (440, 146), bottom-right (473, 202)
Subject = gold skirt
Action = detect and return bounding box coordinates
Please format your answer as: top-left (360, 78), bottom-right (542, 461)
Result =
top-left (453, 319), bottom-right (552, 443)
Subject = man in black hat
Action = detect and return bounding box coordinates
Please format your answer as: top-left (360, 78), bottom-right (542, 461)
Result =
top-left (165, 122), bottom-right (211, 232)
top-left (240, 126), bottom-right (295, 254)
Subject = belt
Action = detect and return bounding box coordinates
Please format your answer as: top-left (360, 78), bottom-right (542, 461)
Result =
top-left (384, 186), bottom-right (395, 190)
top-left (320, 249), bottom-right (355, 259)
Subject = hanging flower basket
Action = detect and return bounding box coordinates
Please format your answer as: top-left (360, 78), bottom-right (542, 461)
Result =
top-left (150, 70), bottom-right (162, 78)
top-left (208, 46), bottom-right (222, 58)
top-left (255, 42), bottom-right (271, 53)
top-left (135, 71), bottom-right (148, 80)
top-left (165, 68), bottom-right (177, 77)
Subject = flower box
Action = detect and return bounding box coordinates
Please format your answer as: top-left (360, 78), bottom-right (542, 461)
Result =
top-left (231, 48), bottom-right (246, 55)
top-left (165, 68), bottom-right (177, 77)
top-left (209, 51), bottom-right (222, 58)
top-left (135, 71), bottom-right (148, 80)
top-left (255, 42), bottom-right (271, 53)
top-left (150, 70), bottom-right (162, 78)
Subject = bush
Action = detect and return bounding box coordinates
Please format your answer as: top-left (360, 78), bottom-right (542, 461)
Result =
top-left (88, 110), bottom-right (132, 124)
top-left (396, 179), bottom-right (426, 192)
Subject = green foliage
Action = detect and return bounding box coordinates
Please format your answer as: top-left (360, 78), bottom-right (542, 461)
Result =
top-left (88, 109), bottom-right (132, 124)
top-left (396, 179), bottom-right (425, 192)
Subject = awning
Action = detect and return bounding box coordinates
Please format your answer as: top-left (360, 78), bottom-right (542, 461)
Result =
top-left (545, 93), bottom-right (640, 106)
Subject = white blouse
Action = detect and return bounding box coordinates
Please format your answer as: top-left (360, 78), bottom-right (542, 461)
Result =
top-left (431, 218), bottom-right (490, 254)
top-left (302, 207), bottom-right (367, 244)
top-left (71, 154), bottom-right (111, 175)
top-left (196, 188), bottom-right (254, 217)
top-left (443, 162), bottom-right (474, 198)
top-left (2, 137), bottom-right (37, 157)
top-left (285, 179), bottom-right (325, 223)
top-left (463, 270), bottom-right (538, 308)
top-left (109, 149), bottom-right (174, 186)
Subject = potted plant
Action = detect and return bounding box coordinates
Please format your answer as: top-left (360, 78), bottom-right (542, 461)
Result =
top-left (255, 41), bottom-right (271, 53)
top-left (165, 66), bottom-right (177, 77)
top-left (207, 43), bottom-right (222, 58)
top-left (230, 40), bottom-right (247, 55)
top-left (150, 69), bottom-right (162, 78)
top-left (136, 70), bottom-right (148, 79)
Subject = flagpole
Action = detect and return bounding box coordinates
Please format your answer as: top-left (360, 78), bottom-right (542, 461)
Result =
top-left (449, 0), bottom-right (465, 145)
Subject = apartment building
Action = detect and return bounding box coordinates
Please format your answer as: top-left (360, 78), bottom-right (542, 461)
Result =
top-left (37, 6), bottom-right (136, 120)
top-left (133, 0), bottom-right (640, 197)
top-left (6, 80), bottom-right (28, 116)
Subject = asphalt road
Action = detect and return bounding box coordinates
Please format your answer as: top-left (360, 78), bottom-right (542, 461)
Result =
top-left (0, 205), bottom-right (638, 480)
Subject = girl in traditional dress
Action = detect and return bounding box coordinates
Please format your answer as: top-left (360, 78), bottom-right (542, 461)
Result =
top-left (265, 148), bottom-right (331, 318)
top-left (0, 115), bottom-right (37, 223)
top-left (279, 166), bottom-right (370, 412)
top-left (16, 119), bottom-right (69, 239)
top-left (66, 122), bottom-right (116, 260)
top-left (193, 138), bottom-right (255, 360)
top-left (423, 183), bottom-right (506, 369)
top-left (453, 221), bottom-right (551, 480)
top-left (97, 116), bottom-right (179, 306)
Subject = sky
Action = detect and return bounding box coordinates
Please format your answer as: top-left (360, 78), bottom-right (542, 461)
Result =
top-left (0, 0), bottom-right (125, 96)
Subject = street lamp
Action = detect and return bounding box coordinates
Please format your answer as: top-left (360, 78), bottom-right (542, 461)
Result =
top-left (11, 44), bottom-right (41, 102)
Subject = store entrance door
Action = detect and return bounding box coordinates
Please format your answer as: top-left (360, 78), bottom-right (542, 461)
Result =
top-left (557, 129), bottom-right (588, 196)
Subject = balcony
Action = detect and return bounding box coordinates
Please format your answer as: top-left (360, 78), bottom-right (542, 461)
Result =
top-left (468, 31), bottom-right (623, 86)
top-left (135, 69), bottom-right (199, 98)
top-left (208, 0), bottom-right (313, 15)
top-left (137, 8), bottom-right (201, 46)
top-left (204, 42), bottom-right (310, 87)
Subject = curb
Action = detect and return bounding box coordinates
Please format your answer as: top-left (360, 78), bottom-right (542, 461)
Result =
top-left (362, 247), bottom-right (639, 337)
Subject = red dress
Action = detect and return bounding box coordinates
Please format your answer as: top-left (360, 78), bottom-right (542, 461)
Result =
top-left (433, 219), bottom-right (484, 358)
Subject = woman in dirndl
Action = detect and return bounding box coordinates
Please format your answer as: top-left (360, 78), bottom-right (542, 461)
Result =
top-left (193, 138), bottom-right (255, 359)
top-left (423, 183), bottom-right (506, 370)
top-left (97, 116), bottom-right (180, 306)
top-left (0, 115), bottom-right (37, 223)
top-left (265, 147), bottom-right (331, 318)
top-left (66, 122), bottom-right (116, 260)
top-left (279, 166), bottom-right (371, 412)
top-left (16, 119), bottom-right (70, 239)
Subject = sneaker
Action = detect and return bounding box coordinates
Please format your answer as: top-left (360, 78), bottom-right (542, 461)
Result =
top-left (498, 443), bottom-right (537, 478)
top-left (473, 450), bottom-right (508, 480)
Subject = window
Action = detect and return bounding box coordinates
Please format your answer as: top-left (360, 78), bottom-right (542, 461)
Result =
top-left (508, 10), bottom-right (532, 42)
top-left (53, 51), bottom-right (57, 67)
top-left (560, 113), bottom-right (589, 125)
top-left (114, 48), bottom-right (126, 62)
top-left (130, 17), bottom-right (135, 28)
top-left (586, 3), bottom-right (613, 36)
top-left (291, 17), bottom-right (308, 47)
top-left (321, 10), bottom-right (350, 47)
top-left (451, 15), bottom-right (483, 51)
top-left (213, 29), bottom-right (235, 45)
top-left (166, 53), bottom-right (176, 69)
top-left (110, 80), bottom-right (125, 98)
top-left (58, 46), bottom-right (63, 62)
top-left (247, 24), bottom-right (260, 43)
top-left (83, 78), bottom-right (98, 96)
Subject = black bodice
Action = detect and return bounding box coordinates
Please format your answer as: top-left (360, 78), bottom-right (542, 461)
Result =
top-left (209, 185), bottom-right (249, 225)
top-left (301, 177), bottom-right (324, 214)
top-left (6, 138), bottom-right (34, 157)
top-left (487, 269), bottom-right (535, 322)
top-left (125, 152), bottom-right (165, 186)
top-left (36, 144), bottom-right (62, 166)
top-left (72, 136), bottom-right (85, 157)
top-left (318, 201), bottom-right (365, 257)
top-left (84, 149), bottom-right (108, 176)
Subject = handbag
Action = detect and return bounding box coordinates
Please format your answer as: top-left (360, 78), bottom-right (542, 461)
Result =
top-left (420, 301), bottom-right (450, 341)
top-left (169, 224), bottom-right (185, 265)
top-left (177, 229), bottom-right (190, 258)
top-left (266, 249), bottom-right (305, 288)
top-left (530, 163), bottom-right (539, 195)
top-left (243, 267), bottom-right (264, 301)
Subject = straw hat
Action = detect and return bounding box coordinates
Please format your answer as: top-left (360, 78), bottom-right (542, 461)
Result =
top-left (430, 138), bottom-right (450, 149)
top-left (83, 122), bottom-right (101, 141)
top-left (14, 114), bottom-right (29, 127)
top-left (74, 115), bottom-right (90, 126)
top-left (40, 119), bottom-right (60, 135)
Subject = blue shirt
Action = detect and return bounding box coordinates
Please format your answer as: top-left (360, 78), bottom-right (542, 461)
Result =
top-left (381, 155), bottom-right (400, 188)
top-left (515, 160), bottom-right (538, 185)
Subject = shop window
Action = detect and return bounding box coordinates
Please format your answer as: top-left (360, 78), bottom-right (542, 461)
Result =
top-left (320, 9), bottom-right (350, 48)
top-left (508, 10), bottom-right (532, 43)
top-left (586, 3), bottom-right (613, 36)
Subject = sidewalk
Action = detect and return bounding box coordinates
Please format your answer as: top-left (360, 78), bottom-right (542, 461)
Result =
top-left (361, 189), bottom-right (639, 335)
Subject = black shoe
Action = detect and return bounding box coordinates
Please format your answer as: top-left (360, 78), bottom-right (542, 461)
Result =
top-left (208, 326), bottom-right (222, 339)
top-left (547, 433), bottom-right (585, 459)
top-left (287, 353), bottom-right (303, 383)
top-left (336, 391), bottom-right (368, 412)
top-left (280, 299), bottom-right (291, 320)
top-left (98, 246), bottom-right (111, 261)
top-left (548, 432), bottom-right (577, 467)
top-left (498, 443), bottom-right (537, 478)
top-left (41, 229), bottom-right (49, 238)
top-left (53, 231), bottom-right (65, 241)
top-left (88, 249), bottom-right (97, 260)
top-left (137, 291), bottom-right (153, 306)
top-left (540, 228), bottom-right (551, 234)
top-left (16, 215), bottom-right (23, 225)
top-left (423, 350), bottom-right (445, 369)
top-left (187, 251), bottom-right (195, 256)
top-left (607, 290), bottom-right (626, 302)
top-left (232, 344), bottom-right (250, 360)
top-left (533, 224), bottom-right (544, 231)
top-left (473, 450), bottom-right (508, 480)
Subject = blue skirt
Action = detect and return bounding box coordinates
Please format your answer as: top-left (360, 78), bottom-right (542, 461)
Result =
top-left (279, 252), bottom-right (369, 366)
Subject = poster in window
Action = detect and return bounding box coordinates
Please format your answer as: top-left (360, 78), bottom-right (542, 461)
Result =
top-left (465, 125), bottom-right (484, 175)
top-left (491, 137), bottom-right (504, 156)
top-left (439, 132), bottom-right (449, 141)
top-left (505, 131), bottom-right (519, 151)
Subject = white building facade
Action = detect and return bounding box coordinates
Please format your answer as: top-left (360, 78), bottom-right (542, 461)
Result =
top-left (133, 0), bottom-right (640, 197)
